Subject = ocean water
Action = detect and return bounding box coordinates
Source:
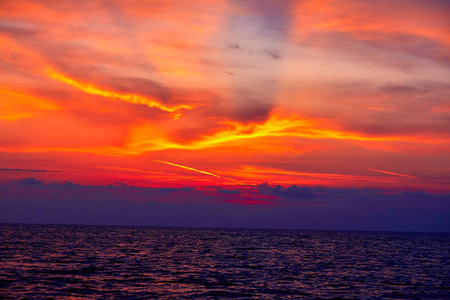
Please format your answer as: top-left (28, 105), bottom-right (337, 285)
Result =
top-left (0, 224), bottom-right (448, 299)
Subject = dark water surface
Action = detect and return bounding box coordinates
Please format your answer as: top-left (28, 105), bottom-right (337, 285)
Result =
top-left (0, 224), bottom-right (448, 299)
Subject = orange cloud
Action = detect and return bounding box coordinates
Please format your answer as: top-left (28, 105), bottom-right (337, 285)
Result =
top-left (0, 88), bottom-right (60, 120)
top-left (47, 70), bottom-right (191, 115)
top-left (292, 0), bottom-right (450, 45)
top-left (0, 0), bottom-right (448, 192)
top-left (117, 113), bottom-right (414, 155)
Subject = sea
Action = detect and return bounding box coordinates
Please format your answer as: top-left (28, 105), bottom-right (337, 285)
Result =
top-left (0, 224), bottom-right (448, 299)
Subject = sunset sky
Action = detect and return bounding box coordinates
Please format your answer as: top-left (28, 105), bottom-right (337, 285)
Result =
top-left (1, 0), bottom-right (449, 231)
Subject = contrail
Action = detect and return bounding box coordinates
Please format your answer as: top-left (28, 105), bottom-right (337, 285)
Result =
top-left (154, 160), bottom-right (228, 179)
top-left (368, 168), bottom-right (417, 178)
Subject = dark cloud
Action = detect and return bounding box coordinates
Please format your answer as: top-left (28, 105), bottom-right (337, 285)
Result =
top-left (341, 112), bottom-right (450, 137)
top-left (141, 186), bottom-right (194, 195)
top-left (296, 79), bottom-right (450, 137)
top-left (379, 84), bottom-right (420, 95)
top-left (18, 177), bottom-right (43, 186)
top-left (233, 100), bottom-right (273, 123)
top-left (312, 187), bottom-right (387, 201)
top-left (208, 92), bottom-right (275, 124)
top-left (227, 42), bottom-right (282, 60)
top-left (47, 181), bottom-right (82, 189)
top-left (403, 190), bottom-right (426, 198)
top-left (379, 81), bottom-right (450, 98)
top-left (257, 183), bottom-right (315, 201)
top-left (0, 20), bottom-right (37, 37)
top-left (0, 168), bottom-right (61, 173)
top-left (216, 188), bottom-right (242, 195)
top-left (301, 30), bottom-right (450, 69)
top-left (219, 2), bottom-right (292, 125)
top-left (228, 42), bottom-right (241, 50)
top-left (230, 0), bottom-right (292, 35)
top-left (365, 33), bottom-right (450, 67)
top-left (1, 179), bottom-right (449, 232)
top-left (262, 49), bottom-right (281, 60)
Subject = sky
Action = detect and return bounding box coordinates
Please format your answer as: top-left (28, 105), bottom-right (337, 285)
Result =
top-left (1, 0), bottom-right (449, 231)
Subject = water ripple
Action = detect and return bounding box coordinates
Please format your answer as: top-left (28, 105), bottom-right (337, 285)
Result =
top-left (0, 224), bottom-right (448, 299)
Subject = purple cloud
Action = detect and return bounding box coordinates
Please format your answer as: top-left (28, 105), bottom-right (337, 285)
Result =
top-left (1, 179), bottom-right (448, 232)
